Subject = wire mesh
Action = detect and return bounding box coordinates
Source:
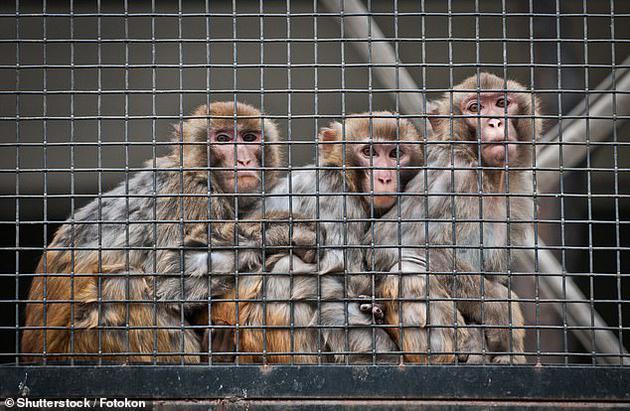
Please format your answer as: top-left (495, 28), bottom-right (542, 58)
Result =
top-left (0, 0), bottom-right (629, 372)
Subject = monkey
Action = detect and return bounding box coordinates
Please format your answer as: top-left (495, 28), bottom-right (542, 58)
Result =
top-left (190, 212), bottom-right (320, 363)
top-left (367, 73), bottom-right (541, 364)
top-left (21, 101), bottom-right (317, 363)
top-left (204, 112), bottom-right (428, 363)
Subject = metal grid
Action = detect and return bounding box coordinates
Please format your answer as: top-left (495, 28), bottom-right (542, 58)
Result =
top-left (0, 0), bottom-right (629, 403)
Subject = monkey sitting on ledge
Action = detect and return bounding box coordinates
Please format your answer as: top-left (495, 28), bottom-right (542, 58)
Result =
top-left (206, 112), bottom-right (427, 363)
top-left (21, 101), bottom-right (317, 364)
top-left (368, 73), bottom-right (540, 364)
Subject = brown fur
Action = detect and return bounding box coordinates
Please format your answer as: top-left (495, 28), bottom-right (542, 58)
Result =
top-left (380, 270), bottom-right (467, 364)
top-left (22, 101), bottom-right (283, 364)
top-left (367, 73), bottom-right (540, 364)
top-left (426, 73), bottom-right (539, 362)
top-left (203, 211), bottom-right (320, 363)
top-left (221, 113), bottom-right (423, 363)
top-left (321, 113), bottom-right (423, 195)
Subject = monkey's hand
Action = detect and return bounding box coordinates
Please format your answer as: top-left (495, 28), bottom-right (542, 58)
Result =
top-left (262, 219), bottom-right (320, 264)
top-left (208, 211), bottom-right (322, 264)
top-left (358, 295), bottom-right (385, 324)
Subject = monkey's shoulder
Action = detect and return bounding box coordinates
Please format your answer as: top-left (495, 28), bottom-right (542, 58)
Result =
top-left (51, 161), bottom-right (176, 247)
top-left (265, 166), bottom-right (362, 217)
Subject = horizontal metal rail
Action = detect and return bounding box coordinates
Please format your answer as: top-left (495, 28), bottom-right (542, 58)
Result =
top-left (0, 366), bottom-right (628, 401)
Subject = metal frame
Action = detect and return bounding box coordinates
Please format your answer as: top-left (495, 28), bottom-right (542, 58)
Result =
top-left (1, 366), bottom-right (629, 401)
top-left (1, 0), bottom-right (629, 403)
top-left (323, 0), bottom-right (630, 366)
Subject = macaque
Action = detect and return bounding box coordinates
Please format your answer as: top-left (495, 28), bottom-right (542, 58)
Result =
top-left (368, 73), bottom-right (540, 364)
top-left (207, 113), bottom-right (425, 363)
top-left (22, 101), bottom-right (315, 363)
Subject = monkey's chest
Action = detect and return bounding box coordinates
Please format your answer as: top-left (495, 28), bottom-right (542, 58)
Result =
top-left (459, 201), bottom-right (509, 273)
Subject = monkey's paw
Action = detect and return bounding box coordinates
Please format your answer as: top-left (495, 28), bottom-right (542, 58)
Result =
top-left (290, 221), bottom-right (321, 264)
top-left (492, 354), bottom-right (526, 364)
top-left (263, 220), bottom-right (321, 264)
top-left (358, 295), bottom-right (385, 324)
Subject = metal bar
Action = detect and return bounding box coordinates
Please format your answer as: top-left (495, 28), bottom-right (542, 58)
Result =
top-left (320, 0), bottom-right (432, 134)
top-left (536, 55), bottom-right (630, 193)
top-left (84, 400), bottom-right (630, 410)
top-left (525, 242), bottom-right (630, 365)
top-left (5, 0), bottom-right (630, 383)
top-left (321, 0), bottom-right (627, 362)
top-left (532, 54), bottom-right (630, 365)
top-left (1, 366), bottom-right (628, 401)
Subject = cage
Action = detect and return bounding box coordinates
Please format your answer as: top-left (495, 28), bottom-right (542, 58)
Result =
top-left (0, 0), bottom-right (629, 408)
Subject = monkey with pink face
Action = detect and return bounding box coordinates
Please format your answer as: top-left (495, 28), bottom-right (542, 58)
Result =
top-left (210, 112), bottom-right (439, 363)
top-left (22, 102), bottom-right (318, 363)
top-left (368, 73), bottom-right (541, 364)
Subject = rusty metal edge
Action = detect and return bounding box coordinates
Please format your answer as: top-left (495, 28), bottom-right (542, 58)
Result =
top-left (152, 399), bottom-right (630, 410)
top-left (0, 365), bottom-right (628, 401)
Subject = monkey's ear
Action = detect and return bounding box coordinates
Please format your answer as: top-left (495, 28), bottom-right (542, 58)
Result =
top-left (318, 122), bottom-right (342, 155)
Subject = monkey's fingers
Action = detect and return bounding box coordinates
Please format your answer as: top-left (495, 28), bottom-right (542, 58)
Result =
top-left (291, 224), bottom-right (320, 264)
top-left (460, 327), bottom-right (485, 364)
top-left (463, 353), bottom-right (485, 364)
top-left (293, 247), bottom-right (318, 264)
top-left (358, 295), bottom-right (385, 324)
top-left (492, 354), bottom-right (526, 365)
top-left (372, 305), bottom-right (384, 322)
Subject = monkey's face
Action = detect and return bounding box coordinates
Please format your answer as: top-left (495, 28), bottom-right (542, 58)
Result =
top-left (461, 92), bottom-right (519, 167)
top-left (356, 141), bottom-right (411, 212)
top-left (210, 129), bottom-right (262, 193)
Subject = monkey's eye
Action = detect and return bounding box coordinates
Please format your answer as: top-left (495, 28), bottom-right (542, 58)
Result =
top-left (242, 133), bottom-right (258, 142)
top-left (361, 146), bottom-right (376, 157)
top-left (496, 98), bottom-right (510, 108)
top-left (215, 133), bottom-right (232, 143)
top-left (389, 149), bottom-right (399, 159)
top-left (467, 102), bottom-right (480, 113)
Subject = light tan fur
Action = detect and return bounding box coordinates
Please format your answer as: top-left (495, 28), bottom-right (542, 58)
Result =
top-left (22, 101), bottom-right (284, 364)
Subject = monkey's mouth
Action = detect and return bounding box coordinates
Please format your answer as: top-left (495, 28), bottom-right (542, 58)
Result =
top-left (236, 174), bottom-right (262, 191)
top-left (234, 170), bottom-right (260, 178)
top-left (483, 143), bottom-right (516, 165)
top-left (225, 170), bottom-right (261, 182)
top-left (223, 172), bottom-right (261, 192)
top-left (372, 195), bottom-right (397, 211)
top-left (236, 173), bottom-right (261, 183)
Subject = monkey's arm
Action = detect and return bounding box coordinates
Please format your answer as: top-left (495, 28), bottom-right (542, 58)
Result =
top-left (157, 211), bottom-right (320, 303)
top-left (154, 237), bottom-right (250, 305)
top-left (235, 211), bottom-right (321, 264)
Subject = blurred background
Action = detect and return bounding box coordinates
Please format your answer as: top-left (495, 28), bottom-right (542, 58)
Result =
top-left (0, 0), bottom-right (629, 364)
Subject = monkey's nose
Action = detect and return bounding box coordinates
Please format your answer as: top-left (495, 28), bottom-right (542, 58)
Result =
top-left (237, 159), bottom-right (252, 167)
top-left (377, 176), bottom-right (392, 185)
top-left (488, 118), bottom-right (503, 128)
